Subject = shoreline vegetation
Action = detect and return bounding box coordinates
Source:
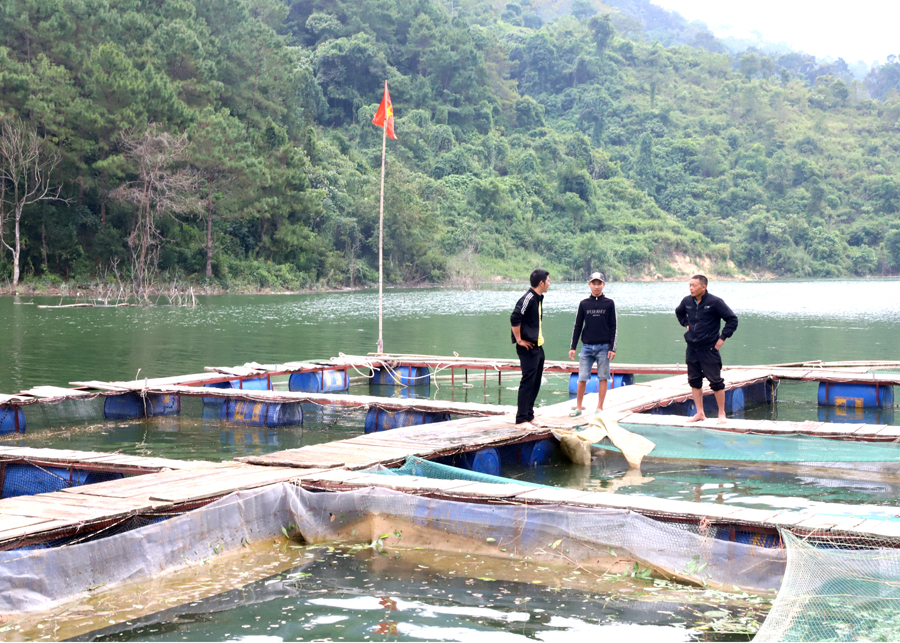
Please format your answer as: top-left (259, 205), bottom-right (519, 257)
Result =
top-left (9, 266), bottom-right (894, 302)
top-left (2, 0), bottom-right (900, 298)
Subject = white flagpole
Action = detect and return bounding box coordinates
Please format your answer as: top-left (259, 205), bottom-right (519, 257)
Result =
top-left (377, 84), bottom-right (387, 355)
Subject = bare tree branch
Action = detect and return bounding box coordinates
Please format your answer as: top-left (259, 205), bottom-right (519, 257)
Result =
top-left (109, 124), bottom-right (199, 303)
top-left (0, 117), bottom-right (65, 288)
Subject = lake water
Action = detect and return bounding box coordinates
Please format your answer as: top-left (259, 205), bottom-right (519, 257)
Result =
top-left (2, 280), bottom-right (899, 640)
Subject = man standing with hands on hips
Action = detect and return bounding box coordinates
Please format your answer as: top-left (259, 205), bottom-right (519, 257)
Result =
top-left (675, 274), bottom-right (738, 423)
top-left (568, 271), bottom-right (617, 416)
top-left (510, 269), bottom-right (550, 429)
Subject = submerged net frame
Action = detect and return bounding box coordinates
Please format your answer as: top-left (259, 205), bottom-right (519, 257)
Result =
top-left (610, 423), bottom-right (900, 464)
top-left (755, 529), bottom-right (900, 642)
top-left (0, 483), bottom-right (787, 615)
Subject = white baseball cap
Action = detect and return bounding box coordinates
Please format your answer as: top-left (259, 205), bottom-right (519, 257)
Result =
top-left (588, 271), bottom-right (607, 283)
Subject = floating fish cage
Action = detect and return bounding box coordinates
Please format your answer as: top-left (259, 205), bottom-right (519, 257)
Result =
top-left (567, 372), bottom-right (634, 394)
top-left (648, 378), bottom-right (776, 418)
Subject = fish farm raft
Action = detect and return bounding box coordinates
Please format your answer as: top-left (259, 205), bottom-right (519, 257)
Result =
top-left (3, 353), bottom-right (900, 641)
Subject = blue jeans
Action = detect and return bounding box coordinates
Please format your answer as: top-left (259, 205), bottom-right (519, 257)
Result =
top-left (578, 343), bottom-right (610, 381)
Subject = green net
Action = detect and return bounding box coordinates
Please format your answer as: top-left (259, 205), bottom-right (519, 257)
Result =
top-left (602, 424), bottom-right (900, 463)
top-left (375, 455), bottom-right (546, 487)
top-left (754, 531), bottom-right (900, 642)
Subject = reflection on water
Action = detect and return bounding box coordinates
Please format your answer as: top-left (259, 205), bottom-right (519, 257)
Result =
top-left (508, 452), bottom-right (900, 520)
top-left (57, 544), bottom-right (763, 643)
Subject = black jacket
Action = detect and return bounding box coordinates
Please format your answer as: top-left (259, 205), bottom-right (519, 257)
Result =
top-left (570, 295), bottom-right (617, 351)
top-left (675, 292), bottom-right (738, 348)
top-left (510, 288), bottom-right (543, 344)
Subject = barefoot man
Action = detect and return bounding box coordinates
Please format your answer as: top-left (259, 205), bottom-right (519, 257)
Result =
top-left (568, 271), bottom-right (617, 416)
top-left (675, 275), bottom-right (738, 423)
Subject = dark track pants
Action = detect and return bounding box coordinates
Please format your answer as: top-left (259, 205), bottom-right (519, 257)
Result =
top-left (686, 345), bottom-right (724, 391)
top-left (516, 345), bottom-right (545, 424)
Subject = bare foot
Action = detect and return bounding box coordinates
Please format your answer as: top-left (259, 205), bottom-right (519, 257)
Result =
top-left (717, 415), bottom-right (727, 424)
top-left (686, 413), bottom-right (706, 423)
top-left (515, 422), bottom-right (534, 429)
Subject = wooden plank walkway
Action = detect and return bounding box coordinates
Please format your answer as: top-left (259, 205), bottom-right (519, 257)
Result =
top-left (65, 383), bottom-right (515, 417)
top-left (238, 370), bottom-right (775, 469)
top-left (4, 354), bottom-right (900, 552)
top-left (240, 416), bottom-right (550, 469)
top-left (0, 462), bottom-right (316, 550)
top-left (0, 446), bottom-right (216, 473)
top-left (330, 352), bottom-right (691, 375)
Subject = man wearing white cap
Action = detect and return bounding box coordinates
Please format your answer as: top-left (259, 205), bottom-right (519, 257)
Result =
top-left (568, 271), bottom-right (617, 416)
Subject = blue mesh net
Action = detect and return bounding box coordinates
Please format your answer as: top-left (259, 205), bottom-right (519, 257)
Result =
top-left (2, 464), bottom-right (124, 499)
top-left (375, 455), bottom-right (547, 487)
top-left (605, 424), bottom-right (900, 463)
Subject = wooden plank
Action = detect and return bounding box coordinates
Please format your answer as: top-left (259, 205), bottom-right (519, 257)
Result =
top-left (442, 482), bottom-right (531, 499)
top-left (0, 518), bottom-right (70, 541)
top-left (0, 446), bottom-right (207, 471)
top-left (0, 513), bottom-right (59, 532)
top-left (793, 515), bottom-right (846, 531)
top-left (0, 394), bottom-right (27, 404)
top-left (294, 470), bottom-right (373, 484)
top-left (7, 493), bottom-right (156, 513)
top-left (830, 519), bottom-right (900, 540)
top-left (828, 516), bottom-right (869, 533)
top-left (149, 468), bottom-right (302, 503)
top-left (329, 474), bottom-right (477, 493)
top-left (838, 519), bottom-right (900, 539)
top-left (69, 380), bottom-right (135, 391)
top-left (19, 386), bottom-right (95, 398)
top-left (64, 465), bottom-right (243, 498)
top-left (723, 508), bottom-right (787, 525)
top-left (515, 488), bottom-right (596, 504)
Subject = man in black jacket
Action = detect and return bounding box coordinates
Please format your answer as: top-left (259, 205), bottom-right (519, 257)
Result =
top-left (510, 269), bottom-right (550, 428)
top-left (568, 271), bottom-right (617, 415)
top-left (675, 274), bottom-right (738, 423)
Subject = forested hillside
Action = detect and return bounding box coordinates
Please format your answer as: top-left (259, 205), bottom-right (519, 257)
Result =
top-left (2, 0), bottom-right (900, 293)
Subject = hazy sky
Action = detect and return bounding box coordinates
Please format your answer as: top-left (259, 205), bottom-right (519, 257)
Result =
top-left (650, 0), bottom-right (898, 66)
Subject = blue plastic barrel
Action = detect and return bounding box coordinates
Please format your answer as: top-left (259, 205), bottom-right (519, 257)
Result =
top-left (2, 465), bottom-right (123, 499)
top-left (371, 366), bottom-right (431, 387)
top-left (732, 530), bottom-right (781, 548)
top-left (364, 408), bottom-right (450, 433)
top-left (0, 406), bottom-right (26, 434)
top-left (520, 438), bottom-right (555, 467)
top-left (817, 405), bottom-right (894, 425)
top-left (203, 377), bottom-right (271, 404)
top-left (742, 379), bottom-right (775, 405)
top-left (460, 448), bottom-right (501, 476)
top-left (727, 388), bottom-right (745, 413)
top-left (567, 373), bottom-right (633, 395)
top-left (289, 369), bottom-right (349, 393)
top-left (225, 401), bottom-right (302, 427)
top-left (104, 393), bottom-right (180, 419)
top-left (818, 382), bottom-right (894, 409)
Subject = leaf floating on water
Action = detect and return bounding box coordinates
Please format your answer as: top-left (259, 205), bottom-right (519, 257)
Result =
top-left (486, 537), bottom-right (496, 543)
top-left (550, 539), bottom-right (562, 549)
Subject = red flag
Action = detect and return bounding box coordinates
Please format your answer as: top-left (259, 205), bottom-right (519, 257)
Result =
top-left (372, 81), bottom-right (396, 140)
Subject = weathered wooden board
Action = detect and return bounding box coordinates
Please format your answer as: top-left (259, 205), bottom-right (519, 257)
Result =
top-left (0, 446), bottom-right (208, 471)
